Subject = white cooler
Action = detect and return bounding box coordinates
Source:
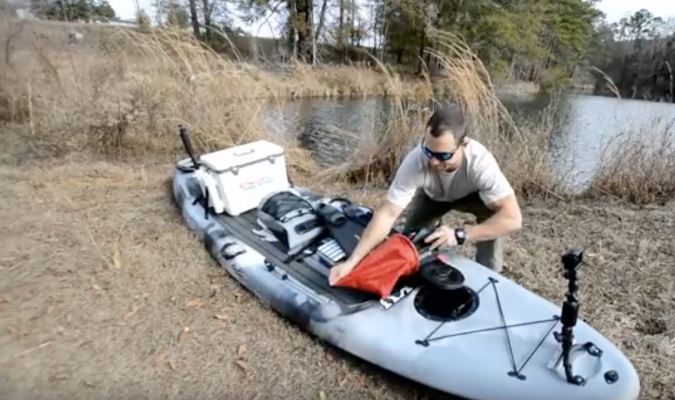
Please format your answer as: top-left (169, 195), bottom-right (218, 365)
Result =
top-left (198, 140), bottom-right (291, 216)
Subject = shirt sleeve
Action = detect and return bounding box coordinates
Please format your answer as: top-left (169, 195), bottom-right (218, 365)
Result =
top-left (472, 152), bottom-right (515, 205)
top-left (386, 150), bottom-right (423, 209)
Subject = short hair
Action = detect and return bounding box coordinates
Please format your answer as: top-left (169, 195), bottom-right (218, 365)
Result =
top-left (426, 103), bottom-right (467, 141)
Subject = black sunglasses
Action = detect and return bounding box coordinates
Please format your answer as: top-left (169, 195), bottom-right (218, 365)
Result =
top-left (421, 141), bottom-right (458, 162)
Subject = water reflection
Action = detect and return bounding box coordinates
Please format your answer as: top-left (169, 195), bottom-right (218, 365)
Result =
top-left (263, 94), bottom-right (675, 188)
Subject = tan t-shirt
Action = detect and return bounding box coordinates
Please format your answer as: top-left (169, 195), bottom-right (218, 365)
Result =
top-left (386, 138), bottom-right (514, 209)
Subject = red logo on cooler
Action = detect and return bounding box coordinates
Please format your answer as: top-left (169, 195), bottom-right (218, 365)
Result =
top-left (239, 175), bottom-right (273, 191)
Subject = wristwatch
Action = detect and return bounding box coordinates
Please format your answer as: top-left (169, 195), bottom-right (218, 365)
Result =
top-left (454, 228), bottom-right (466, 245)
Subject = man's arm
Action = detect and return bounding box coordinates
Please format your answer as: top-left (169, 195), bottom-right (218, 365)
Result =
top-left (344, 201), bottom-right (405, 265)
top-left (464, 194), bottom-right (522, 244)
top-left (465, 151), bottom-right (523, 244)
top-left (344, 149), bottom-right (421, 265)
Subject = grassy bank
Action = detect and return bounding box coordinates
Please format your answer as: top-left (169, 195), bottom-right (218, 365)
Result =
top-left (1, 19), bottom-right (432, 108)
top-left (3, 19), bottom-right (672, 204)
top-left (584, 116), bottom-right (675, 205)
top-left (1, 17), bottom-right (674, 400)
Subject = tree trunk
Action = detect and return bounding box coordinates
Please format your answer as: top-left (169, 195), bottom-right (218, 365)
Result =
top-left (379, 0), bottom-right (387, 62)
top-left (287, 0), bottom-right (297, 60)
top-left (315, 0), bottom-right (328, 42)
top-left (295, 0), bottom-right (313, 63)
top-left (313, 0), bottom-right (328, 65)
top-left (349, 0), bottom-right (356, 47)
top-left (417, 27), bottom-right (426, 75)
top-left (188, 0), bottom-right (199, 40)
top-left (201, 0), bottom-right (212, 43)
top-left (338, 0), bottom-right (345, 62)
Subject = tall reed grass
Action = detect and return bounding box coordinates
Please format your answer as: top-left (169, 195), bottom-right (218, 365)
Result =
top-left (319, 29), bottom-right (568, 201)
top-left (0, 19), bottom-right (425, 164)
top-left (1, 17), bottom-right (673, 205)
top-left (584, 117), bottom-right (675, 205)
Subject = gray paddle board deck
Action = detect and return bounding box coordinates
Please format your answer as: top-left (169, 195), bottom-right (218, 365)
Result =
top-left (172, 162), bottom-right (640, 400)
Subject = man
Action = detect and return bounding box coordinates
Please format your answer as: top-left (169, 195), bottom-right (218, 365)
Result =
top-left (329, 103), bottom-right (522, 285)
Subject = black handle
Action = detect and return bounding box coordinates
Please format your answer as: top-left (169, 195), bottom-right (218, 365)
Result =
top-left (178, 125), bottom-right (199, 168)
top-left (316, 203), bottom-right (347, 226)
top-left (404, 226), bottom-right (435, 246)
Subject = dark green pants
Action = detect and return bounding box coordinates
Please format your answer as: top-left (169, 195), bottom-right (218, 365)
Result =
top-left (403, 189), bottom-right (504, 272)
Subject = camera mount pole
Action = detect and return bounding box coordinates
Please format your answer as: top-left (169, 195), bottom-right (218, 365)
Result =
top-left (556, 248), bottom-right (586, 385)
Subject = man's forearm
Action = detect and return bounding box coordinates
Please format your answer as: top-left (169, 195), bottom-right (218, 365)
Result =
top-left (465, 211), bottom-right (521, 243)
top-left (347, 211), bottom-right (396, 265)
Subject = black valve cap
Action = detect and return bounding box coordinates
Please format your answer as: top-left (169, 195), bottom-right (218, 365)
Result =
top-left (604, 370), bottom-right (619, 384)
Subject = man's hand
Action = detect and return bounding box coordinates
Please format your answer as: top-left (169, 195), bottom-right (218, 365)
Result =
top-left (424, 226), bottom-right (458, 251)
top-left (328, 200), bottom-right (404, 286)
top-left (329, 259), bottom-right (358, 286)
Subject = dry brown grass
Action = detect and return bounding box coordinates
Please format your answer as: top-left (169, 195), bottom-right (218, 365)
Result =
top-left (583, 116), bottom-right (675, 205)
top-left (0, 157), bottom-right (673, 400)
top-left (6, 17), bottom-right (670, 207)
top-left (0, 17), bottom-right (432, 166)
top-left (316, 30), bottom-right (675, 206)
top-left (318, 30), bottom-right (568, 202)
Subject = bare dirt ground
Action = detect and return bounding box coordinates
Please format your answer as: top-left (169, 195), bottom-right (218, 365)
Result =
top-left (1, 152), bottom-right (674, 400)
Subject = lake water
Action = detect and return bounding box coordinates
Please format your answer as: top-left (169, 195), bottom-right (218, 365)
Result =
top-left (262, 93), bottom-right (675, 190)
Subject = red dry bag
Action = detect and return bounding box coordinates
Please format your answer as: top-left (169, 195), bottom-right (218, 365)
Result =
top-left (332, 233), bottom-right (420, 298)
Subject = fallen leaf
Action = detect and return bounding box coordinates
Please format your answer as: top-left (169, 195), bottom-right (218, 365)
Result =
top-left (168, 359), bottom-right (177, 370)
top-left (235, 360), bottom-right (248, 371)
top-left (326, 352), bottom-right (334, 362)
top-left (178, 327), bottom-right (190, 341)
top-left (142, 292), bottom-right (150, 299)
top-left (214, 314), bottom-right (228, 321)
top-left (237, 344), bottom-right (247, 357)
top-left (0, 298), bottom-right (12, 305)
top-left (83, 381), bottom-right (95, 388)
top-left (319, 391), bottom-right (327, 400)
top-left (168, 384), bottom-right (180, 399)
top-left (46, 306), bottom-right (54, 315)
top-left (358, 373), bottom-right (368, 387)
top-left (51, 373), bottom-right (69, 381)
top-left (154, 352), bottom-right (167, 366)
top-left (7, 326), bottom-right (17, 335)
top-left (170, 296), bottom-right (177, 303)
top-left (123, 304), bottom-right (139, 320)
top-left (91, 285), bottom-right (101, 292)
top-left (209, 286), bottom-right (219, 298)
top-left (185, 299), bottom-right (203, 308)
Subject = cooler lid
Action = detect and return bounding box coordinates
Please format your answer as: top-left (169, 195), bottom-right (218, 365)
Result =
top-left (199, 140), bottom-right (285, 173)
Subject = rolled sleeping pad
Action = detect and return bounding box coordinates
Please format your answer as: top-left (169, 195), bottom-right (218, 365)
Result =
top-left (316, 203), bottom-right (367, 255)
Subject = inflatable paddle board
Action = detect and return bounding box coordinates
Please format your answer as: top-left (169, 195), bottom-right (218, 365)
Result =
top-left (171, 127), bottom-right (641, 400)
